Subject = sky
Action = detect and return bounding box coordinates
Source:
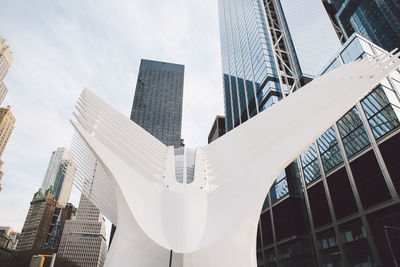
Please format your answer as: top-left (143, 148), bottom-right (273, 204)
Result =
top-left (0, 0), bottom-right (224, 234)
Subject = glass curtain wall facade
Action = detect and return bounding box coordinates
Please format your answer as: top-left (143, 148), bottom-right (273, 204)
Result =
top-left (257, 34), bottom-right (400, 266)
top-left (218, 0), bottom-right (305, 221)
top-left (322, 0), bottom-right (400, 52)
top-left (218, 0), bottom-right (284, 131)
top-left (277, 0), bottom-right (341, 76)
top-left (130, 59), bottom-right (184, 148)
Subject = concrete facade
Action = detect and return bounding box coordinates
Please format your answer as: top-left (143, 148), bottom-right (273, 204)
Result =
top-left (58, 194), bottom-right (107, 267)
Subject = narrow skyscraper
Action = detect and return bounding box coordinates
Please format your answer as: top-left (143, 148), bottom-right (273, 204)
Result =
top-left (40, 148), bottom-right (76, 207)
top-left (130, 59), bottom-right (184, 148)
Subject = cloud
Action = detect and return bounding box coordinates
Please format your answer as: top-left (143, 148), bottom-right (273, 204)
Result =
top-left (0, 0), bottom-right (223, 232)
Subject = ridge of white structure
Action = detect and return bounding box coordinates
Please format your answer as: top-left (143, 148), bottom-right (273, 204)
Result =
top-left (69, 52), bottom-right (400, 267)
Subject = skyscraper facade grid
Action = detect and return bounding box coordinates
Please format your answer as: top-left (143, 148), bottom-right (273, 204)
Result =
top-left (218, 0), bottom-right (283, 131)
top-left (130, 59), bottom-right (184, 148)
top-left (257, 35), bottom-right (400, 267)
top-left (323, 0), bottom-right (400, 52)
top-left (58, 194), bottom-right (107, 267)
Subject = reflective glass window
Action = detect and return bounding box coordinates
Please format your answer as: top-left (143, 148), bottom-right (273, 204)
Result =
top-left (317, 127), bottom-right (343, 172)
top-left (337, 107), bottom-right (370, 158)
top-left (301, 144), bottom-right (321, 184)
top-left (340, 38), bottom-right (364, 64)
top-left (361, 86), bottom-right (400, 139)
top-left (270, 170), bottom-right (288, 203)
top-left (321, 57), bottom-right (341, 75)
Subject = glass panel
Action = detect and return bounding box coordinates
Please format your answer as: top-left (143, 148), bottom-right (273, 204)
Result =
top-left (361, 86), bottom-right (400, 139)
top-left (317, 229), bottom-right (342, 267)
top-left (264, 248), bottom-right (277, 267)
top-left (317, 127), bottom-right (343, 172)
top-left (339, 219), bottom-right (375, 266)
top-left (186, 148), bottom-right (195, 184)
top-left (337, 107), bottom-right (370, 158)
top-left (301, 144), bottom-right (321, 184)
top-left (322, 57), bottom-right (341, 75)
top-left (358, 38), bottom-right (374, 56)
top-left (270, 170), bottom-right (288, 203)
top-left (340, 38), bottom-right (364, 64)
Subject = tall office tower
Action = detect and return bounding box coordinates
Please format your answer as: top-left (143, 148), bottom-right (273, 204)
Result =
top-left (130, 59), bottom-right (184, 148)
top-left (218, 0), bottom-right (340, 131)
top-left (17, 188), bottom-right (58, 252)
top-left (0, 38), bottom-right (12, 105)
top-left (58, 194), bottom-right (107, 267)
top-left (208, 115), bottom-right (226, 144)
top-left (0, 105), bottom-right (15, 192)
top-left (40, 148), bottom-right (76, 207)
top-left (322, 0), bottom-right (400, 52)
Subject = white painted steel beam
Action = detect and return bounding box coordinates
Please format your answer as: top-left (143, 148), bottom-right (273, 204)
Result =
top-left (69, 52), bottom-right (399, 266)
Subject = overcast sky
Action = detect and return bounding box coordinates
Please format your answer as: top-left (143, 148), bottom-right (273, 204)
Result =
top-left (0, 0), bottom-right (224, 233)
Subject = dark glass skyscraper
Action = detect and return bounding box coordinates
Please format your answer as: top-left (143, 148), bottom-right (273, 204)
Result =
top-left (130, 59), bottom-right (184, 147)
top-left (323, 0), bottom-right (400, 52)
top-left (218, 0), bottom-right (340, 132)
top-left (219, 0), bottom-right (285, 130)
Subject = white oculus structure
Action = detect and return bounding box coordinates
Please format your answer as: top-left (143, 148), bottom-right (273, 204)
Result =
top-left (69, 52), bottom-right (399, 267)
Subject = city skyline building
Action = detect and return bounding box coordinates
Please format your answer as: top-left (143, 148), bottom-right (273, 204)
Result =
top-left (322, 0), bottom-right (400, 52)
top-left (130, 59), bottom-right (184, 148)
top-left (0, 105), bottom-right (15, 192)
top-left (16, 188), bottom-right (58, 252)
top-left (40, 147), bottom-right (75, 207)
top-left (0, 38), bottom-right (12, 105)
top-left (58, 194), bottom-right (107, 267)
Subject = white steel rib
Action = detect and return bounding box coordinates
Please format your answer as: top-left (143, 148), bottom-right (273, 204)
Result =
top-left (69, 52), bottom-right (400, 267)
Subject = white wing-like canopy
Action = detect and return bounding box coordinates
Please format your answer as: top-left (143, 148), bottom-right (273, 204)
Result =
top-left (69, 52), bottom-right (399, 267)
